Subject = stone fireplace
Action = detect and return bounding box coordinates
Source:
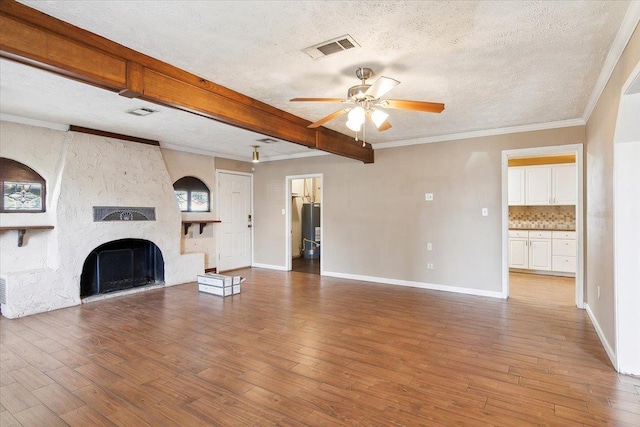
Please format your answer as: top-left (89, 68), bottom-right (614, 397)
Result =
top-left (0, 121), bottom-right (203, 318)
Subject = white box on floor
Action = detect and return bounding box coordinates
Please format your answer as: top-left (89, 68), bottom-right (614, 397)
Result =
top-left (233, 284), bottom-right (241, 294)
top-left (232, 276), bottom-right (242, 285)
top-left (199, 283), bottom-right (233, 296)
top-left (197, 273), bottom-right (232, 287)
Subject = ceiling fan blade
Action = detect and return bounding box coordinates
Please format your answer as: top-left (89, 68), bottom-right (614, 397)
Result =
top-left (308, 109), bottom-right (350, 128)
top-left (290, 97), bottom-right (345, 103)
top-left (376, 119), bottom-right (392, 131)
top-left (380, 99), bottom-right (445, 113)
top-left (365, 76), bottom-right (400, 99)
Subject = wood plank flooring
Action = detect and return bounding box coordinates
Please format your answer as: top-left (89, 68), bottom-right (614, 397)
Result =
top-left (1, 270), bottom-right (639, 426)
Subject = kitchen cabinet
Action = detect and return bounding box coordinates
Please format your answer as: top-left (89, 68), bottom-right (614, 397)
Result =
top-left (509, 230), bottom-right (572, 274)
top-left (509, 164), bottom-right (577, 206)
top-left (552, 231), bottom-right (576, 273)
top-left (525, 167), bottom-right (552, 205)
top-left (508, 230), bottom-right (529, 268)
top-left (508, 167), bottom-right (526, 206)
top-left (552, 165), bottom-right (577, 205)
top-left (528, 230), bottom-right (552, 271)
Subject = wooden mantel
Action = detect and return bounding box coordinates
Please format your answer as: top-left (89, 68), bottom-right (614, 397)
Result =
top-left (0, 0), bottom-right (374, 164)
top-left (0, 225), bottom-right (54, 247)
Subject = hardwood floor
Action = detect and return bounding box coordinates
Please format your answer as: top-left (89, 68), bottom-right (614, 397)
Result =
top-left (291, 257), bottom-right (320, 275)
top-left (1, 269), bottom-right (639, 426)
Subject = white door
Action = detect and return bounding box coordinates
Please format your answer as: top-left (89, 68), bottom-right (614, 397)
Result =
top-left (217, 172), bottom-right (252, 272)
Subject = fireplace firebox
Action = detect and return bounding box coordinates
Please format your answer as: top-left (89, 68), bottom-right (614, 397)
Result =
top-left (81, 239), bottom-right (164, 297)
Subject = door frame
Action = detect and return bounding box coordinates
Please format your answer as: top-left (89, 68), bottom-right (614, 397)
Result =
top-left (501, 144), bottom-right (584, 308)
top-left (285, 173), bottom-right (323, 273)
top-left (215, 169), bottom-right (254, 272)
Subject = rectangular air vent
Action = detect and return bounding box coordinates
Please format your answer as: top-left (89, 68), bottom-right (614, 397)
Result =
top-left (256, 137), bottom-right (278, 144)
top-left (302, 35), bottom-right (359, 60)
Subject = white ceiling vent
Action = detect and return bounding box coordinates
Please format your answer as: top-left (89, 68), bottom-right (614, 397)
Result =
top-left (302, 35), bottom-right (359, 60)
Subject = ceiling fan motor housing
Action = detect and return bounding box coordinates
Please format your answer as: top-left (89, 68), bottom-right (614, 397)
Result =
top-left (348, 84), bottom-right (372, 100)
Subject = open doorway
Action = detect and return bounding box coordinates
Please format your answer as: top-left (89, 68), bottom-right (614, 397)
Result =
top-left (286, 174), bottom-right (322, 274)
top-left (501, 144), bottom-right (584, 308)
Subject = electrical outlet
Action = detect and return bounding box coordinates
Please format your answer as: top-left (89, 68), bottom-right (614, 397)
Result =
top-left (427, 263), bottom-right (434, 270)
top-left (425, 193), bottom-right (434, 201)
top-left (427, 243), bottom-right (432, 251)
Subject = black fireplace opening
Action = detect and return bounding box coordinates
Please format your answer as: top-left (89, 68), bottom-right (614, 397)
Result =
top-left (81, 239), bottom-right (164, 297)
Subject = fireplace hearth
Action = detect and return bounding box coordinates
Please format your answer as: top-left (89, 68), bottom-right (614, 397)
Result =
top-left (81, 239), bottom-right (164, 297)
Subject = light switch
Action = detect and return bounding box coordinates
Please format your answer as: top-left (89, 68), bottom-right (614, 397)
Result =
top-left (281, 209), bottom-right (285, 215)
top-left (425, 193), bottom-right (434, 201)
top-left (482, 208), bottom-right (488, 216)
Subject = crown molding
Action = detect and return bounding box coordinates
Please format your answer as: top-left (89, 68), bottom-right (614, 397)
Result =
top-left (0, 113), bottom-right (70, 132)
top-left (372, 118), bottom-right (585, 150)
top-left (582, 2), bottom-right (640, 122)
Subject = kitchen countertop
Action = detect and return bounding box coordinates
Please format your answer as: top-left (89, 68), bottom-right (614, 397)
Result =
top-left (509, 227), bottom-right (575, 231)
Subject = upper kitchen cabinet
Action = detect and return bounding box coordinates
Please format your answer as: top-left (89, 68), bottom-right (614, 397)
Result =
top-left (509, 164), bottom-right (576, 206)
top-left (525, 167), bottom-right (553, 205)
top-left (552, 164), bottom-right (577, 205)
top-left (507, 167), bottom-right (526, 206)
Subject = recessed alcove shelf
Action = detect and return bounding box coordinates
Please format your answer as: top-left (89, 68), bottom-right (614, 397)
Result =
top-left (0, 225), bottom-right (54, 247)
top-left (182, 220), bottom-right (221, 235)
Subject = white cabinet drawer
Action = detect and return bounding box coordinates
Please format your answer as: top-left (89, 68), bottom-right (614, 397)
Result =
top-left (552, 231), bottom-right (576, 240)
top-left (552, 239), bottom-right (576, 256)
top-left (529, 230), bottom-right (552, 239)
top-left (508, 230), bottom-right (529, 238)
top-left (552, 256), bottom-right (576, 273)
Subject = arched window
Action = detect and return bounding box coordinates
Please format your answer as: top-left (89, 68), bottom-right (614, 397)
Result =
top-left (0, 157), bottom-right (46, 213)
top-left (173, 176), bottom-right (210, 212)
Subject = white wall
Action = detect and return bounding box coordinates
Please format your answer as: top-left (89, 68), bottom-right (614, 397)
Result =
top-left (614, 92), bottom-right (640, 375)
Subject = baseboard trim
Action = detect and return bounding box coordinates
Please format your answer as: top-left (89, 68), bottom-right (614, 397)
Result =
top-left (251, 263), bottom-right (288, 271)
top-left (322, 271), bottom-right (504, 299)
top-left (585, 303), bottom-right (618, 371)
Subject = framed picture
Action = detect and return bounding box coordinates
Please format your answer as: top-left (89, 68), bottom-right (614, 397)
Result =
top-left (2, 181), bottom-right (44, 212)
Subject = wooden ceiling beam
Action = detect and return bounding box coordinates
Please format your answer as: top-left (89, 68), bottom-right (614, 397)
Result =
top-left (0, 0), bottom-right (373, 163)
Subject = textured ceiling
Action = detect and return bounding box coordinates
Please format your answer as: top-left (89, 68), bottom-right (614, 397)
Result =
top-left (0, 1), bottom-right (634, 162)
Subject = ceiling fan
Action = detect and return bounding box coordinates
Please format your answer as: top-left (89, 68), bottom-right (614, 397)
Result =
top-left (290, 67), bottom-right (444, 134)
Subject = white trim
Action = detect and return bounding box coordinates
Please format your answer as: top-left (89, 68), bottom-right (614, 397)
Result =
top-left (582, 2), bottom-right (640, 122)
top-left (251, 263), bottom-right (287, 271)
top-left (285, 174), bottom-right (323, 272)
top-left (323, 271), bottom-right (504, 299)
top-left (501, 144), bottom-right (585, 308)
top-left (215, 170), bottom-right (254, 273)
top-left (585, 303), bottom-right (618, 371)
top-left (1, 114), bottom-right (70, 132)
top-left (372, 119), bottom-right (584, 150)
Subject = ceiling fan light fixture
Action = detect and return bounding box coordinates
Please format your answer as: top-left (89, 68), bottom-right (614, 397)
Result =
top-left (370, 109), bottom-right (389, 128)
top-left (252, 145), bottom-right (260, 163)
top-left (346, 119), bottom-right (362, 132)
top-left (348, 106), bottom-right (366, 125)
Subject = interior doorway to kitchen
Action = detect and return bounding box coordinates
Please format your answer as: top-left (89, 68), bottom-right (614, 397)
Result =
top-left (286, 174), bottom-right (323, 274)
top-left (502, 144), bottom-right (584, 308)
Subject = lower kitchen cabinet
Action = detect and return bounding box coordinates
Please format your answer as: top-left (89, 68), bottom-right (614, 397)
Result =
top-left (528, 231), bottom-right (552, 271)
top-left (509, 229), bottom-right (575, 275)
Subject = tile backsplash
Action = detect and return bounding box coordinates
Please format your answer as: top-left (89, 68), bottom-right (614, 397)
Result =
top-left (509, 205), bottom-right (575, 230)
